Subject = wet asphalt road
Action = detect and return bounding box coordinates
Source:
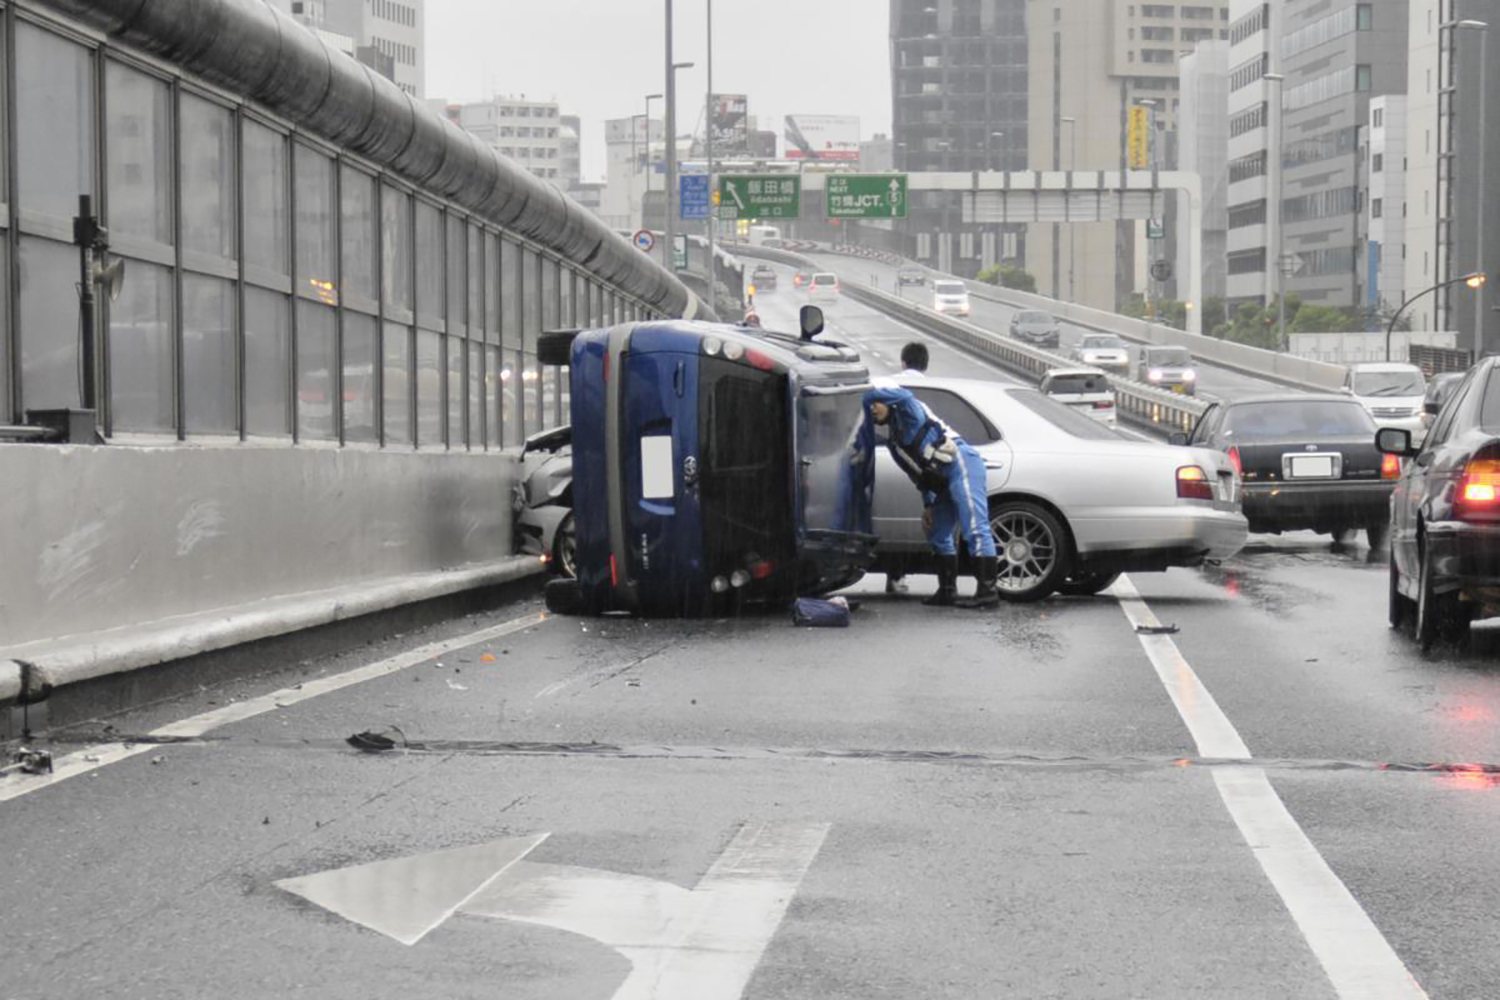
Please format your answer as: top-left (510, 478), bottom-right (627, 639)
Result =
top-left (6, 284), bottom-right (1500, 999)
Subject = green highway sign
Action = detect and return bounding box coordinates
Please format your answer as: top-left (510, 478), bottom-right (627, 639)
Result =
top-left (825, 174), bottom-right (908, 220)
top-left (717, 175), bottom-right (801, 220)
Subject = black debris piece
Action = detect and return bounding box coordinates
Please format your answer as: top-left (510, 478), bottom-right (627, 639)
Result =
top-left (1135, 624), bottom-right (1180, 635)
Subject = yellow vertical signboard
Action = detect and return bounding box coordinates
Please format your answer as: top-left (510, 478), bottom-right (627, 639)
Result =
top-left (1128, 106), bottom-right (1151, 169)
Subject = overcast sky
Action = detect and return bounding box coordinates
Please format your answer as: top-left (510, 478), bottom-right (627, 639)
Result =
top-left (426, 0), bottom-right (892, 181)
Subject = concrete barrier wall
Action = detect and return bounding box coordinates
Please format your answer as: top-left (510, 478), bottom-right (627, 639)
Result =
top-left (0, 445), bottom-right (519, 651)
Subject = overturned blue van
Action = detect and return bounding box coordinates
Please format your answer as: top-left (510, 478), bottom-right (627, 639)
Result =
top-left (541, 308), bottom-right (877, 616)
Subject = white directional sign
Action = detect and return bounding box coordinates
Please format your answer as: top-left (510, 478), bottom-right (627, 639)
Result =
top-left (277, 820), bottom-right (830, 999)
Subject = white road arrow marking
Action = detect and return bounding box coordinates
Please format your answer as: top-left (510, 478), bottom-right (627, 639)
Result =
top-left (276, 821), bottom-right (828, 999)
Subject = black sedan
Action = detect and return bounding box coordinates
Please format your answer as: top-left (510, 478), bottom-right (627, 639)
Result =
top-left (1183, 394), bottom-right (1398, 543)
top-left (1379, 358), bottom-right (1500, 650)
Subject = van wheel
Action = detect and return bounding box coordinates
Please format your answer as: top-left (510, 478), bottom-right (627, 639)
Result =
top-left (538, 330), bottom-right (580, 367)
top-left (990, 501), bottom-right (1070, 603)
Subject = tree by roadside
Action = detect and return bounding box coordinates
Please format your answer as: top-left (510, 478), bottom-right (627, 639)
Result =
top-left (976, 264), bottom-right (1037, 293)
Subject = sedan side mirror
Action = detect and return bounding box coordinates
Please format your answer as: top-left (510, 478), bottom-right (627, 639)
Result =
top-left (1375, 427), bottom-right (1417, 457)
top-left (1167, 431), bottom-right (1189, 446)
top-left (800, 305), bottom-right (825, 341)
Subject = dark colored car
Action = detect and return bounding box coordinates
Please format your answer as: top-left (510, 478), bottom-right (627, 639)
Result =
top-left (1420, 372), bottom-right (1465, 435)
top-left (1184, 394), bottom-right (1397, 542)
top-left (1379, 358), bottom-right (1500, 649)
top-left (1138, 346), bottom-right (1197, 395)
top-left (750, 264), bottom-right (778, 292)
top-left (1009, 310), bottom-right (1061, 350)
top-left (897, 265), bottom-right (925, 287)
top-left (538, 307), bottom-right (877, 617)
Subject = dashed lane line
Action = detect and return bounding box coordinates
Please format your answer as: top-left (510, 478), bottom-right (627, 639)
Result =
top-left (0, 613), bottom-right (548, 804)
top-left (1112, 575), bottom-right (1428, 1000)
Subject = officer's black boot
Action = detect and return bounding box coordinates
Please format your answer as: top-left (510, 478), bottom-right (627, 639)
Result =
top-left (923, 556), bottom-right (959, 607)
top-left (956, 556), bottom-right (1001, 609)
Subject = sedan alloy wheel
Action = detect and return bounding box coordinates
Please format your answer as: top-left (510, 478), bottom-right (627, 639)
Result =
top-left (990, 501), bottom-right (1070, 602)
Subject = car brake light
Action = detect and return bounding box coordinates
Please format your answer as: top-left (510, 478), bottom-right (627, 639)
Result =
top-left (1381, 453), bottom-right (1401, 479)
top-left (1093, 400), bottom-right (1114, 410)
top-left (609, 554), bottom-right (618, 588)
top-left (1177, 466), bottom-right (1214, 500)
top-left (1227, 446), bottom-right (1242, 476)
top-left (1458, 458), bottom-right (1500, 515)
top-left (750, 559), bottom-right (776, 580)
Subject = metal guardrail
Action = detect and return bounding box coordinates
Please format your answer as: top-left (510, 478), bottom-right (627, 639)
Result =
top-left (734, 245), bottom-right (1207, 438)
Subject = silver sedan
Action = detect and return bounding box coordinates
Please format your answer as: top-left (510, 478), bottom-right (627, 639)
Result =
top-left (871, 376), bottom-right (1247, 600)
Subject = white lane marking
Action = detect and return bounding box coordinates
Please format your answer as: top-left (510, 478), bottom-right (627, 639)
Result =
top-left (0, 613), bottom-right (547, 804)
top-left (278, 834), bottom-right (550, 946)
top-left (1112, 575), bottom-right (1428, 1000)
top-left (470, 820), bottom-right (830, 1000)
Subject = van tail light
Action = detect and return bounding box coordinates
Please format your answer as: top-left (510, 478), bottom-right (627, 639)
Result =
top-left (1093, 400), bottom-right (1115, 410)
top-left (1457, 455), bottom-right (1500, 519)
top-left (1177, 465), bottom-right (1214, 501)
top-left (1381, 453), bottom-right (1401, 479)
top-left (603, 351), bottom-right (611, 384)
top-left (750, 559), bottom-right (776, 581)
top-left (1227, 446), bottom-right (1242, 477)
top-left (745, 349), bottom-right (777, 372)
top-left (609, 554), bottom-right (619, 588)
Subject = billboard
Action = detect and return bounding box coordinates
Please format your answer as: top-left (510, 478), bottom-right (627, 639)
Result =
top-left (784, 115), bottom-right (861, 162)
top-left (1128, 106), bottom-right (1151, 169)
top-left (709, 93), bottom-right (749, 155)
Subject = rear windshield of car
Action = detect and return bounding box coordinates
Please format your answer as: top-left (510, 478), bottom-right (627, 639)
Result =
top-left (1009, 389), bottom-right (1123, 440)
top-left (1223, 401), bottom-right (1375, 438)
top-left (1018, 311), bottom-right (1052, 323)
top-left (1146, 348), bottom-right (1191, 366)
top-left (1353, 370), bottom-right (1425, 397)
top-left (1046, 373), bottom-right (1111, 395)
top-left (1080, 336), bottom-right (1126, 350)
top-left (812, 274), bottom-right (836, 286)
top-left (933, 281), bottom-right (967, 295)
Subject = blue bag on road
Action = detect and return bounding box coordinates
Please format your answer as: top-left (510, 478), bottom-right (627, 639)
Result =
top-left (791, 598), bottom-right (851, 628)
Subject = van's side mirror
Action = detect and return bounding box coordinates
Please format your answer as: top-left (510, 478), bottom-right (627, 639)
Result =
top-left (1168, 431), bottom-right (1189, 446)
top-left (1424, 399), bottom-right (1442, 415)
top-left (800, 305), bottom-right (825, 341)
top-left (1375, 427), bottom-right (1416, 457)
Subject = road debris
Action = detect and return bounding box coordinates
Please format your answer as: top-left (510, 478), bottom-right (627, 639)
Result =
top-left (346, 727), bottom-right (412, 753)
top-left (791, 597), bottom-right (852, 628)
top-left (447, 679), bottom-right (469, 691)
top-left (1134, 624), bottom-right (1180, 635)
top-left (4, 747), bottom-right (54, 776)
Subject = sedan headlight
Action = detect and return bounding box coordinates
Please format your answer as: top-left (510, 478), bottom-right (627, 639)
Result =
top-left (1183, 369), bottom-right (1197, 381)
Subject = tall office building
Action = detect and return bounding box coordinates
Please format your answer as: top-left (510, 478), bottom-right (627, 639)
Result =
top-left (1366, 95), bottom-right (1407, 319)
top-left (1026, 0), bottom-right (1230, 311)
top-left (1178, 40), bottom-right (1230, 304)
top-left (1278, 1), bottom-right (1409, 310)
top-left (559, 114), bottom-right (584, 194)
top-left (273, 0), bottom-right (424, 97)
top-left (443, 97), bottom-right (565, 184)
top-left (890, 0), bottom-right (1029, 275)
top-left (1224, 0), bottom-right (1275, 307)
top-left (1404, 0), bottom-right (1499, 352)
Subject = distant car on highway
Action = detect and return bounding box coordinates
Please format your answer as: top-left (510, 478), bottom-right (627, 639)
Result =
top-left (872, 376), bottom-right (1246, 601)
top-left (808, 272), bottom-right (840, 302)
top-left (1421, 372), bottom-right (1465, 434)
top-left (1183, 394), bottom-right (1396, 544)
top-left (747, 225), bottom-right (782, 247)
top-left (1344, 362), bottom-right (1426, 437)
top-left (931, 280), bottom-right (971, 317)
top-left (1038, 368), bottom-right (1117, 428)
top-left (897, 264), bottom-right (926, 287)
top-left (749, 264), bottom-right (778, 293)
top-left (1137, 346), bottom-right (1197, 395)
top-left (1070, 334), bottom-right (1131, 375)
top-left (792, 269), bottom-right (813, 291)
top-left (1009, 310), bottom-right (1060, 350)
top-left (1380, 358), bottom-right (1500, 649)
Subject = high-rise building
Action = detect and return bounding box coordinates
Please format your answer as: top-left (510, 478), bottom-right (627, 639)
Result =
top-left (273, 0), bottom-right (425, 98)
top-left (443, 97), bottom-right (564, 184)
top-left (890, 0), bottom-right (1029, 275)
top-left (1278, 1), bottom-right (1409, 310)
top-left (1026, 0), bottom-right (1231, 311)
top-left (601, 116), bottom-right (664, 231)
top-left (560, 114), bottom-right (584, 194)
top-left (1366, 95), bottom-right (1407, 321)
top-left (1404, 0), bottom-right (1499, 352)
top-left (1178, 40), bottom-right (1231, 305)
top-left (1225, 0), bottom-right (1275, 308)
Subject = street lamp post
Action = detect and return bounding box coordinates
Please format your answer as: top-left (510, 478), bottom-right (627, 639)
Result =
top-left (1457, 20), bottom-right (1489, 356)
top-left (1135, 99), bottom-right (1159, 320)
top-left (705, 0), bottom-right (716, 313)
top-left (1386, 273), bottom-right (1487, 362)
top-left (1061, 116), bottom-right (1077, 304)
top-left (988, 131), bottom-right (1005, 269)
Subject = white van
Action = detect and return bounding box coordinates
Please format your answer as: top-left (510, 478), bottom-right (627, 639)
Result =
top-left (747, 225), bottom-right (782, 247)
top-left (931, 280), bottom-right (971, 317)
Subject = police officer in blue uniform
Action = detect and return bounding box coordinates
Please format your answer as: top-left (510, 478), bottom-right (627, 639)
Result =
top-left (860, 384), bottom-right (1000, 609)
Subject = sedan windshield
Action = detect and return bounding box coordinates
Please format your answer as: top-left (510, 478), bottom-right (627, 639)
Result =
top-left (1018, 311), bottom-right (1052, 324)
top-left (1224, 401), bottom-right (1375, 438)
top-left (1354, 371), bottom-right (1425, 397)
top-left (1148, 348), bottom-right (1191, 366)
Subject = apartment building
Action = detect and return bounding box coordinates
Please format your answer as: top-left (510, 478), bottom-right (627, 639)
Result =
top-left (1224, 0), bottom-right (1274, 306)
top-left (450, 97), bottom-right (565, 184)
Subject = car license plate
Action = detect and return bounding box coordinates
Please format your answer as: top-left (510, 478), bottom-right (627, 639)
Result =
top-left (1288, 455), bottom-right (1335, 479)
top-left (1171, 384), bottom-right (1187, 394)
